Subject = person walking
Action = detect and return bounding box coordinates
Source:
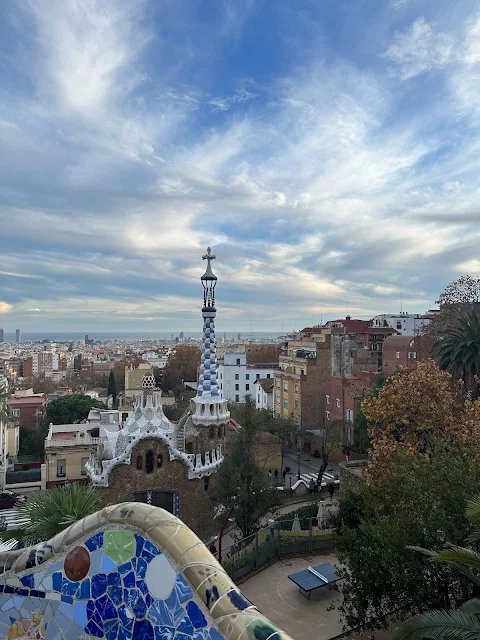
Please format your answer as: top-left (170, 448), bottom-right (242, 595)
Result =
top-left (309, 478), bottom-right (315, 494)
top-left (268, 470), bottom-right (273, 482)
top-left (282, 469), bottom-right (287, 483)
top-left (274, 469), bottom-right (279, 480)
top-left (328, 482), bottom-right (334, 501)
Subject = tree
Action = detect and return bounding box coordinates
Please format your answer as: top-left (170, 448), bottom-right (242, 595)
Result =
top-left (351, 374), bottom-right (387, 455)
top-left (161, 345), bottom-right (201, 393)
top-left (210, 396), bottom-right (279, 538)
top-left (432, 310), bottom-right (480, 399)
top-left (437, 275), bottom-right (480, 305)
top-left (152, 366), bottom-right (162, 387)
top-left (41, 394), bottom-right (105, 428)
top-left (336, 452), bottom-right (480, 633)
top-left (314, 420), bottom-right (345, 485)
top-left (362, 360), bottom-right (462, 483)
top-left (107, 370), bottom-right (117, 403)
top-left (397, 498), bottom-right (480, 640)
top-left (0, 387), bottom-right (11, 426)
top-left (0, 484), bottom-right (103, 546)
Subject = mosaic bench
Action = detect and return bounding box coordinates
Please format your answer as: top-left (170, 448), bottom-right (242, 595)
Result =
top-left (0, 503), bottom-right (293, 640)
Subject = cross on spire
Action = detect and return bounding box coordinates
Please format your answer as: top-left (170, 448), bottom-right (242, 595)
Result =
top-left (203, 247), bottom-right (216, 265)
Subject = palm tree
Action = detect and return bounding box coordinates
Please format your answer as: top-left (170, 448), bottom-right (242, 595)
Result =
top-left (431, 310), bottom-right (480, 399)
top-left (0, 483), bottom-right (104, 546)
top-left (397, 499), bottom-right (480, 640)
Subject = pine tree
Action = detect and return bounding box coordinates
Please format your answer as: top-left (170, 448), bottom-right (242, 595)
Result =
top-left (107, 370), bottom-right (117, 403)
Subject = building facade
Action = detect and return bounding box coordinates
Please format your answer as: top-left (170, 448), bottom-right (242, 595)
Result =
top-left (86, 248), bottom-right (232, 540)
top-left (254, 378), bottom-right (274, 410)
top-left (217, 348), bottom-right (276, 403)
top-left (8, 390), bottom-right (46, 429)
top-left (382, 335), bottom-right (420, 373)
top-left (274, 335), bottom-right (331, 429)
top-left (371, 312), bottom-right (433, 336)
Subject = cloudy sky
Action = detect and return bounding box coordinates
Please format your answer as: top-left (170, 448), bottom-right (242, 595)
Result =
top-left (1, 0), bottom-right (480, 334)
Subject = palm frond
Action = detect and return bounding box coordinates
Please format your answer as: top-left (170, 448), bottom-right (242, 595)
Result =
top-left (397, 607), bottom-right (480, 640)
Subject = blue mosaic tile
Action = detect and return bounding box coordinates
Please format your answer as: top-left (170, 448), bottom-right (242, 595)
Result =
top-left (118, 603), bottom-right (134, 631)
top-left (73, 600), bottom-right (87, 628)
top-left (135, 534), bottom-right (144, 556)
top-left (105, 618), bottom-right (120, 640)
top-left (61, 595), bottom-right (74, 604)
top-left (123, 571), bottom-right (135, 588)
top-left (144, 540), bottom-right (160, 556)
top-left (85, 532), bottom-right (104, 552)
top-left (102, 553), bottom-right (117, 574)
top-left (20, 574), bottom-right (35, 589)
top-left (176, 575), bottom-right (193, 603)
top-left (107, 584), bottom-right (124, 606)
top-left (61, 578), bottom-right (79, 597)
top-left (52, 571), bottom-right (62, 592)
top-left (118, 560), bottom-right (132, 575)
top-left (108, 572), bottom-right (122, 587)
top-left (136, 557), bottom-right (147, 579)
top-left (187, 601), bottom-right (207, 629)
top-left (154, 625), bottom-right (175, 640)
top-left (78, 577), bottom-right (91, 599)
top-left (177, 615), bottom-right (195, 636)
top-left (133, 618), bottom-right (154, 640)
top-left (91, 572), bottom-right (107, 598)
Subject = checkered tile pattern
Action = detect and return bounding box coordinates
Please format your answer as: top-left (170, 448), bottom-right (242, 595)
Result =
top-left (197, 315), bottom-right (219, 397)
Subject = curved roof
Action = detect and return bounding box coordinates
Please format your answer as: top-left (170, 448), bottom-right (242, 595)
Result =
top-left (383, 335), bottom-right (415, 348)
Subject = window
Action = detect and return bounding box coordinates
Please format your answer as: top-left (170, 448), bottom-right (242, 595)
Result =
top-left (235, 373), bottom-right (239, 380)
top-left (235, 384), bottom-right (239, 391)
top-left (408, 351), bottom-right (417, 360)
top-left (276, 412), bottom-right (281, 418)
top-left (301, 369), bottom-right (305, 376)
top-left (246, 373), bottom-right (250, 380)
top-left (235, 394), bottom-right (239, 402)
top-left (276, 396), bottom-right (280, 405)
top-left (157, 454), bottom-right (163, 468)
top-left (136, 455), bottom-right (143, 470)
top-left (295, 400), bottom-right (299, 410)
top-left (283, 383), bottom-right (288, 392)
top-left (220, 383), bottom-right (222, 390)
top-left (56, 459), bottom-right (66, 478)
top-left (246, 384), bottom-right (249, 391)
top-left (346, 409), bottom-right (353, 422)
top-left (284, 399), bottom-right (289, 409)
top-left (396, 351), bottom-right (400, 359)
top-left (396, 322), bottom-right (402, 330)
top-left (336, 398), bottom-right (340, 408)
top-left (326, 411), bottom-right (331, 421)
top-left (146, 450), bottom-right (154, 474)
top-left (275, 380), bottom-right (280, 389)
top-left (220, 373), bottom-right (222, 379)
top-left (217, 426), bottom-right (223, 438)
top-left (209, 427), bottom-right (215, 438)
top-left (204, 476), bottom-right (210, 491)
top-left (12, 409), bottom-right (20, 417)
top-left (294, 384), bottom-right (299, 392)
top-left (266, 374), bottom-right (271, 378)
top-left (256, 373), bottom-right (260, 380)
top-left (326, 395), bottom-right (330, 404)
top-left (81, 457), bottom-right (89, 476)
top-left (236, 358), bottom-right (241, 366)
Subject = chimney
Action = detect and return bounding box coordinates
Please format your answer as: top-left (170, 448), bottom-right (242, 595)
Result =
top-left (346, 315), bottom-right (351, 321)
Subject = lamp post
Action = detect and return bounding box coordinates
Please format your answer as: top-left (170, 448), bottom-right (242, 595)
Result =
top-left (297, 449), bottom-right (301, 480)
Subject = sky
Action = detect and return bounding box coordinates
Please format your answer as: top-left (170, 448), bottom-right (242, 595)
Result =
top-left (1, 0), bottom-right (480, 334)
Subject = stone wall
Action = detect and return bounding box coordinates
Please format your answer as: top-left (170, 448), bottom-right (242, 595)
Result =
top-left (100, 438), bottom-right (219, 541)
top-left (339, 459), bottom-right (368, 492)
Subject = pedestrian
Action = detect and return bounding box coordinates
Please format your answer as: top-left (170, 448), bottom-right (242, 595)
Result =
top-left (268, 470), bottom-right (272, 481)
top-left (309, 478), bottom-right (315, 494)
top-left (328, 483), bottom-right (334, 501)
top-left (274, 469), bottom-right (279, 479)
top-left (209, 541), bottom-right (217, 556)
top-left (282, 469), bottom-right (287, 483)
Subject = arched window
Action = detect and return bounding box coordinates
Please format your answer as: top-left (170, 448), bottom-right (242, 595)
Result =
top-left (157, 454), bottom-right (163, 469)
top-left (146, 450), bottom-right (154, 474)
top-left (136, 456), bottom-right (143, 471)
top-left (204, 476), bottom-right (210, 491)
top-left (217, 426), bottom-right (222, 439)
top-left (209, 427), bottom-right (214, 439)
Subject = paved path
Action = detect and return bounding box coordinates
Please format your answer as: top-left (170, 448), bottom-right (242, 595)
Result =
top-left (241, 554), bottom-right (396, 640)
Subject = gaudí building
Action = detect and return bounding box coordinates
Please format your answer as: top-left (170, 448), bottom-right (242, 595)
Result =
top-left (86, 248), bottom-right (232, 539)
top-left (0, 249), bottom-right (293, 640)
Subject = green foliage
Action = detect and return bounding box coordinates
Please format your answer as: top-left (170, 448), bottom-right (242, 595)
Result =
top-left (0, 388), bottom-right (11, 425)
top-left (18, 426), bottom-right (48, 461)
top-left (210, 396), bottom-right (280, 537)
top-left (336, 451), bottom-right (480, 632)
top-left (161, 345), bottom-right (201, 393)
top-left (273, 503), bottom-right (318, 524)
top-left (152, 366), bottom-right (162, 387)
top-left (1, 484), bottom-right (103, 546)
top-left (398, 601), bottom-right (480, 640)
top-left (41, 394), bottom-right (105, 428)
top-left (432, 310), bottom-right (480, 398)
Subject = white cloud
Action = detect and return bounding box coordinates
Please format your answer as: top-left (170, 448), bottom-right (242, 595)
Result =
top-left (382, 18), bottom-right (456, 80)
top-left (207, 89), bottom-right (257, 112)
top-left (0, 302), bottom-right (12, 314)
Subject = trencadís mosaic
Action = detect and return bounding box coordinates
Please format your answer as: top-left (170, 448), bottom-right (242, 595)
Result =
top-left (0, 503), bottom-right (292, 640)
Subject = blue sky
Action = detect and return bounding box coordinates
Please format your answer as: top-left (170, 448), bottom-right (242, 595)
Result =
top-left (1, 0), bottom-right (480, 333)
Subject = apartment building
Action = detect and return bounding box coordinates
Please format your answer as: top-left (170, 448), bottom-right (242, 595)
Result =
top-left (371, 312), bottom-right (433, 336)
top-left (273, 334), bottom-right (331, 429)
top-left (44, 410), bottom-right (122, 488)
top-left (325, 372), bottom-right (375, 443)
top-left (217, 347), bottom-right (276, 403)
top-left (254, 378), bottom-right (274, 410)
top-left (382, 335), bottom-right (420, 373)
top-left (8, 389), bottom-right (46, 429)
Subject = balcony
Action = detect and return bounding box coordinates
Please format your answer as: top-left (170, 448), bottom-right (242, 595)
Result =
top-left (45, 436), bottom-right (103, 448)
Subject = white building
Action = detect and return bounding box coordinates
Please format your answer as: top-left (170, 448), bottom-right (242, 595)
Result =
top-left (254, 378), bottom-right (274, 410)
top-left (217, 349), bottom-right (276, 403)
top-left (371, 312), bottom-right (433, 336)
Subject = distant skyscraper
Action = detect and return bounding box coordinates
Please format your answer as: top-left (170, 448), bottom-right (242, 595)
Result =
top-left (15, 329), bottom-right (21, 343)
top-left (179, 331), bottom-right (184, 340)
top-left (85, 334), bottom-right (89, 343)
top-left (237, 333), bottom-right (241, 341)
top-left (0, 329), bottom-right (3, 343)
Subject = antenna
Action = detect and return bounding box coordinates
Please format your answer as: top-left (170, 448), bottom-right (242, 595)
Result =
top-left (400, 288), bottom-right (403, 314)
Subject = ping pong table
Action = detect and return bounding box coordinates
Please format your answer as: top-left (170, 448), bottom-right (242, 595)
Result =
top-left (288, 562), bottom-right (342, 599)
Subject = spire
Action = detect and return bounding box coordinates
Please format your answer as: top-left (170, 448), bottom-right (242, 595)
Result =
top-left (197, 247), bottom-right (219, 397)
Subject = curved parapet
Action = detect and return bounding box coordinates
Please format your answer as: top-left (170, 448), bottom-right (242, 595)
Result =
top-left (0, 503), bottom-right (293, 640)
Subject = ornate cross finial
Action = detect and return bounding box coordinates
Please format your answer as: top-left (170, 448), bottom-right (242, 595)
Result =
top-left (202, 247), bottom-right (216, 265)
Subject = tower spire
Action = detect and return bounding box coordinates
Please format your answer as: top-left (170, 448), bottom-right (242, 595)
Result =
top-left (191, 247), bottom-right (229, 425)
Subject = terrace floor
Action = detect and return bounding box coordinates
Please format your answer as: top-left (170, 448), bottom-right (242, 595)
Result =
top-left (241, 554), bottom-right (396, 640)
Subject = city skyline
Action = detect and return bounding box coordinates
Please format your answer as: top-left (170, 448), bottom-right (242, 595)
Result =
top-left (1, 1), bottom-right (479, 331)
